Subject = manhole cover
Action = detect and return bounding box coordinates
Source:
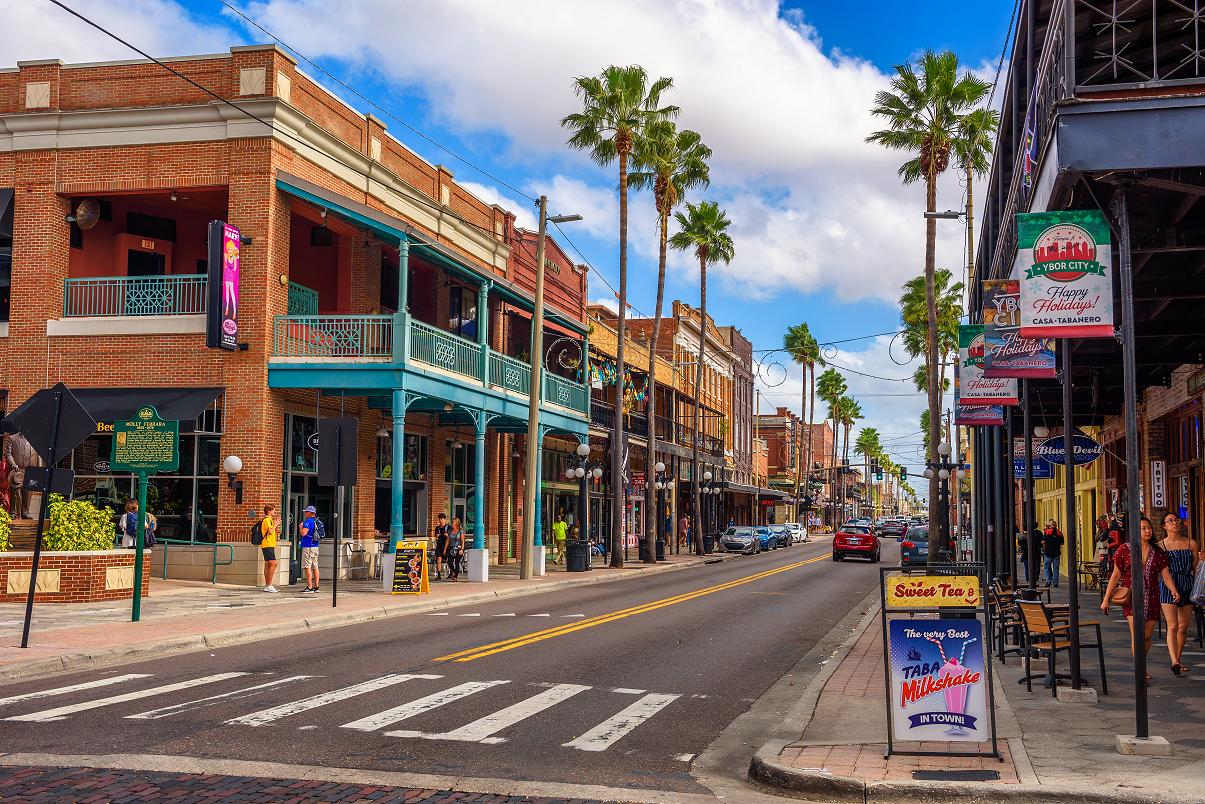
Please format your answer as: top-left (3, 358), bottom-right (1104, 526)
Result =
top-left (912, 770), bottom-right (1000, 782)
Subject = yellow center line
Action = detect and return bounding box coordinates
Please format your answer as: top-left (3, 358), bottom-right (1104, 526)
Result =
top-left (435, 553), bottom-right (829, 663)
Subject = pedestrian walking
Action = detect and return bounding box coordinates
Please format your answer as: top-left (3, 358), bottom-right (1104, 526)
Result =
top-left (299, 504), bottom-right (322, 594)
top-left (1040, 520), bottom-right (1064, 587)
top-left (552, 512), bottom-right (568, 564)
top-left (446, 517), bottom-right (465, 580)
top-left (257, 504), bottom-right (281, 592)
top-left (118, 499), bottom-right (138, 548)
top-left (1102, 516), bottom-right (1182, 685)
top-left (1158, 512), bottom-right (1197, 675)
top-left (678, 514), bottom-right (689, 549)
top-left (1016, 527), bottom-right (1029, 585)
top-left (433, 512), bottom-right (450, 580)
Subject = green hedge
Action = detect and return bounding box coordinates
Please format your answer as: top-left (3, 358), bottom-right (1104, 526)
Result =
top-left (0, 507), bottom-right (10, 552)
top-left (44, 494), bottom-right (116, 552)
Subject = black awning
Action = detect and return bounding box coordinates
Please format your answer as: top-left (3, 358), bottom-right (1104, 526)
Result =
top-left (723, 481), bottom-right (760, 495)
top-left (70, 387), bottom-right (223, 425)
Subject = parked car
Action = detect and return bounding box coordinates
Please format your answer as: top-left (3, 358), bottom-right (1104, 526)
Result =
top-left (768, 524), bottom-right (792, 548)
top-left (899, 526), bottom-right (930, 566)
top-left (720, 526), bottom-right (761, 555)
top-left (786, 522), bottom-right (809, 543)
top-left (879, 519), bottom-right (906, 540)
top-left (754, 525), bottom-right (776, 551)
top-left (832, 523), bottom-right (880, 563)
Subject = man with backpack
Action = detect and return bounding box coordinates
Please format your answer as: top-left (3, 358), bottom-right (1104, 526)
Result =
top-left (299, 504), bottom-right (324, 594)
top-left (253, 504), bottom-right (281, 592)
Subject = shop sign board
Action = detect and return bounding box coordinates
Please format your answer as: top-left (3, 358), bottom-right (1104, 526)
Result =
top-left (982, 279), bottom-right (1057, 378)
top-left (1151, 460), bottom-right (1166, 509)
top-left (888, 619), bottom-right (989, 742)
top-left (1012, 437), bottom-right (1054, 478)
top-left (1016, 210), bottom-right (1115, 339)
top-left (1036, 434), bottom-right (1103, 466)
top-left (391, 540), bottom-right (430, 594)
top-left (958, 325), bottom-right (1018, 406)
top-left (884, 573), bottom-right (980, 609)
top-left (206, 220), bottom-right (241, 351)
top-left (111, 406), bottom-right (179, 473)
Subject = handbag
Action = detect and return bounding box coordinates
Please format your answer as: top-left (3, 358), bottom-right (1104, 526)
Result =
top-left (1110, 584), bottom-right (1132, 607)
top-left (1190, 561), bottom-right (1205, 606)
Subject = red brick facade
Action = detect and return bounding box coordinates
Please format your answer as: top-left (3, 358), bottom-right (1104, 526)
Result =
top-left (0, 550), bottom-right (152, 604)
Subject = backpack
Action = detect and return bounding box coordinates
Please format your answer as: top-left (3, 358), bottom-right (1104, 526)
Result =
top-left (313, 518), bottom-right (326, 540)
top-left (251, 520), bottom-right (264, 546)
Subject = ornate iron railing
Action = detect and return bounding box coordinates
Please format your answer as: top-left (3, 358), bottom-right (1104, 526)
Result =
top-left (287, 281), bottom-right (319, 316)
top-left (409, 319), bottom-right (483, 380)
top-left (272, 315), bottom-right (393, 359)
top-left (544, 372), bottom-right (589, 413)
top-left (488, 351), bottom-right (531, 395)
top-left (63, 274), bottom-right (207, 317)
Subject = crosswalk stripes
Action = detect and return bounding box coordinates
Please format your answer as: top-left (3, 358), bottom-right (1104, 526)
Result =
top-left (386, 683), bottom-right (589, 743)
top-left (341, 680), bottom-right (509, 732)
top-left (0, 674), bottom-right (151, 707)
top-left (126, 675), bottom-right (314, 720)
top-left (563, 693), bottom-right (681, 752)
top-left (5, 673), bottom-right (248, 723)
top-left (225, 673), bottom-right (441, 727)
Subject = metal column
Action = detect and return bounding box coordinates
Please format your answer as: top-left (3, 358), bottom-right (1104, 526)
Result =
top-left (1062, 340), bottom-right (1082, 689)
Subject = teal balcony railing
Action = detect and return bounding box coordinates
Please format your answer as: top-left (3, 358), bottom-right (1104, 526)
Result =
top-left (544, 372), bottom-right (589, 413)
top-left (287, 281), bottom-right (319, 316)
top-left (272, 315), bottom-right (393, 359)
top-left (63, 274), bottom-right (207, 317)
top-left (409, 319), bottom-right (483, 380)
top-left (488, 351), bottom-right (531, 396)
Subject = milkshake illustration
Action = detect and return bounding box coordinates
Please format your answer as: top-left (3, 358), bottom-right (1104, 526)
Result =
top-left (927, 635), bottom-right (978, 735)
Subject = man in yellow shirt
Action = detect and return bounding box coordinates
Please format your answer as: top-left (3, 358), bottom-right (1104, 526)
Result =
top-left (259, 504), bottom-right (281, 592)
top-left (552, 511), bottom-right (569, 564)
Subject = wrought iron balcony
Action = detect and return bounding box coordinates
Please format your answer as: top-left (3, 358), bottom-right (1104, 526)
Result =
top-left (272, 315), bottom-right (393, 359)
top-left (62, 274), bottom-right (207, 317)
top-left (287, 281), bottom-right (319, 316)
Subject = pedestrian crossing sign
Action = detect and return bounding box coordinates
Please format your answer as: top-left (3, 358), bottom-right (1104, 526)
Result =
top-left (392, 540), bottom-right (429, 594)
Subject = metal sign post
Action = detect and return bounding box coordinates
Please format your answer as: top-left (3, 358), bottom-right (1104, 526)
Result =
top-left (317, 417), bottom-right (357, 608)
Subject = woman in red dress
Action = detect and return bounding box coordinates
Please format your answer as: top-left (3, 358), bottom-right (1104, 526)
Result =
top-left (1102, 516), bottom-right (1183, 684)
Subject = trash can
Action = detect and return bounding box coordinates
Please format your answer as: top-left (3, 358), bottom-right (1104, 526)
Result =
top-left (566, 540), bottom-right (589, 573)
top-left (656, 538), bottom-right (666, 561)
top-left (702, 532), bottom-right (715, 554)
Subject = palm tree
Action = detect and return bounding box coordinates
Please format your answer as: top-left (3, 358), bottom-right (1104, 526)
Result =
top-left (670, 201), bottom-right (735, 555)
top-left (816, 368), bottom-right (847, 526)
top-left (855, 427), bottom-right (881, 518)
top-left (838, 397), bottom-right (862, 521)
top-left (953, 107), bottom-right (999, 288)
top-left (783, 322), bottom-right (823, 521)
top-left (866, 49), bottom-right (990, 538)
top-left (630, 122), bottom-right (711, 563)
top-left (900, 268), bottom-right (963, 397)
top-left (563, 65), bottom-right (678, 567)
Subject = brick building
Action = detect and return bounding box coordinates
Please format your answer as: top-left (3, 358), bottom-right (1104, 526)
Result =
top-left (0, 46), bottom-right (589, 584)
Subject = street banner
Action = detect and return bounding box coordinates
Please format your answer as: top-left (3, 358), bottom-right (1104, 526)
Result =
top-left (888, 619), bottom-right (988, 742)
top-left (391, 540), bottom-right (430, 594)
top-left (958, 325), bottom-right (1018, 406)
top-left (1017, 210), bottom-right (1115, 339)
top-left (1036, 433), bottom-right (1103, 466)
top-left (953, 363), bottom-right (1004, 426)
top-left (1012, 437), bottom-right (1054, 479)
top-left (884, 573), bottom-right (981, 609)
top-left (206, 220), bottom-right (241, 351)
top-left (982, 279), bottom-right (1057, 378)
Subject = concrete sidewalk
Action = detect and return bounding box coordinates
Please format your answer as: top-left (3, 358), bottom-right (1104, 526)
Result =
top-left (0, 551), bottom-right (728, 682)
top-left (750, 589), bottom-right (1205, 803)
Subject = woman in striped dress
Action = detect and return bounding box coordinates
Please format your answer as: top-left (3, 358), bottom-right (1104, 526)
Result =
top-left (1159, 513), bottom-right (1198, 675)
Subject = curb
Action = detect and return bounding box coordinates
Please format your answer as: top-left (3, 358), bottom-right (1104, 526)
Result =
top-left (0, 552), bottom-right (739, 683)
top-left (746, 594), bottom-right (1194, 804)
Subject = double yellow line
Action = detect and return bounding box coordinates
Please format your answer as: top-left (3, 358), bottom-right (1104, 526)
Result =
top-left (435, 553), bottom-right (828, 662)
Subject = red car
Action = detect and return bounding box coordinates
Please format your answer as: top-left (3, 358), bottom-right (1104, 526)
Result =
top-left (832, 523), bottom-right (880, 563)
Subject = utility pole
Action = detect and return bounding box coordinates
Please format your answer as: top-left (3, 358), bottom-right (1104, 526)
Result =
top-left (521, 196), bottom-right (549, 580)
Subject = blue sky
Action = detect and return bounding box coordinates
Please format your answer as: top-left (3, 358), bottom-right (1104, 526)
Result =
top-left (3, 0), bottom-right (1014, 476)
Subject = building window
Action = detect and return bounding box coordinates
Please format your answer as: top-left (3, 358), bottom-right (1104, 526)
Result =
top-left (449, 285), bottom-right (477, 340)
top-left (379, 434), bottom-right (428, 481)
top-left (0, 246), bottom-right (9, 323)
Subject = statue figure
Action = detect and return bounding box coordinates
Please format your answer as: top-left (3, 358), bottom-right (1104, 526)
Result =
top-left (5, 432), bottom-right (43, 519)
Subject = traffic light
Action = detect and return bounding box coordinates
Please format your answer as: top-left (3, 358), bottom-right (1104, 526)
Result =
top-left (899, 466), bottom-right (907, 480)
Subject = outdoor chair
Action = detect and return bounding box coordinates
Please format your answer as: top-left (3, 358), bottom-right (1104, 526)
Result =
top-left (989, 590), bottom-right (1025, 663)
top-left (1016, 600), bottom-right (1109, 697)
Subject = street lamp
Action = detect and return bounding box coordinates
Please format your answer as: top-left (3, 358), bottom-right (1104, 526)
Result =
top-left (522, 196), bottom-right (582, 580)
top-left (565, 441), bottom-right (603, 550)
top-left (647, 460), bottom-right (670, 561)
top-left (924, 210), bottom-right (964, 220)
top-left (925, 441), bottom-right (960, 561)
top-left (223, 454), bottom-right (244, 505)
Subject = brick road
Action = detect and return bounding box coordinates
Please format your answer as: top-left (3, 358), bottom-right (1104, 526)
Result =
top-left (0, 766), bottom-right (609, 803)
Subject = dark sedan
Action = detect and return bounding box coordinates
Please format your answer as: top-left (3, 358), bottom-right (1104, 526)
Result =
top-left (879, 519), bottom-right (906, 539)
top-left (768, 524), bottom-right (792, 548)
top-left (900, 526), bottom-right (930, 566)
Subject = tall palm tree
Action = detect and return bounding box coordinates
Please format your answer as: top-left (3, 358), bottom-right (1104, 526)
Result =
top-left (953, 107), bottom-right (999, 289)
top-left (783, 322), bottom-right (823, 521)
top-left (900, 268), bottom-right (963, 396)
top-left (855, 427), bottom-right (880, 518)
top-left (670, 201), bottom-right (735, 555)
top-left (867, 49), bottom-right (990, 538)
top-left (630, 122), bottom-right (711, 563)
top-left (563, 65), bottom-right (678, 567)
top-left (838, 397), bottom-right (862, 521)
top-left (816, 368), bottom-right (847, 525)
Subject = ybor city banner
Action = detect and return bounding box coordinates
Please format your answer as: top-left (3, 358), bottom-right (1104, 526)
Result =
top-left (958, 325), bottom-right (1018, 406)
top-left (982, 279), bottom-right (1056, 378)
top-left (1017, 210), bottom-right (1115, 339)
top-left (953, 363), bottom-right (1004, 426)
top-left (888, 619), bottom-right (989, 742)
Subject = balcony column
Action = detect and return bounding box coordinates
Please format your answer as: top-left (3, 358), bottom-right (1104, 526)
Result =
top-left (381, 385), bottom-right (417, 592)
top-left (467, 410), bottom-right (495, 583)
top-left (393, 237), bottom-right (410, 364)
top-left (477, 281), bottom-right (491, 385)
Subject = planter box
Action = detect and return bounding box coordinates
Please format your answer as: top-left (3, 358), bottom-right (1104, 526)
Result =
top-left (0, 550), bottom-right (152, 603)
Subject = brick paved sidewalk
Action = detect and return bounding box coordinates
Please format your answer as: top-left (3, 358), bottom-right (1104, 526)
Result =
top-left (0, 765), bottom-right (606, 803)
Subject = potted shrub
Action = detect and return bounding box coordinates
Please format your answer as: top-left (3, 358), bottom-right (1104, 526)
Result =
top-left (44, 494), bottom-right (116, 551)
top-left (0, 507), bottom-right (10, 552)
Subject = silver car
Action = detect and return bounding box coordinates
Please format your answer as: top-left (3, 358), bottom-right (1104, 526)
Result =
top-left (720, 526), bottom-right (761, 555)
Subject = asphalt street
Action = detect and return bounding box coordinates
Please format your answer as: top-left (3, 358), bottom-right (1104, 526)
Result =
top-left (0, 536), bottom-right (897, 798)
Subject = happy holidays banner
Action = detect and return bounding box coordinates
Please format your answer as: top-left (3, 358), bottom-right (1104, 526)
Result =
top-left (1017, 210), bottom-right (1115, 339)
top-left (982, 279), bottom-right (1057, 378)
top-left (958, 325), bottom-right (1018, 406)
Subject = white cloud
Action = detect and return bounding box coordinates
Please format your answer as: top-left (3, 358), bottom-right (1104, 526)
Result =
top-left (457, 180), bottom-right (538, 231)
top-left (590, 296), bottom-right (619, 314)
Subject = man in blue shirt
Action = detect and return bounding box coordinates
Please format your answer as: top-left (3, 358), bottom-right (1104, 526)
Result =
top-left (300, 505), bottom-right (321, 593)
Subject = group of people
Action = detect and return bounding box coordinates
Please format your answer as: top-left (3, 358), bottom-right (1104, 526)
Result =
top-left (1015, 520), bottom-right (1068, 587)
top-left (254, 503), bottom-right (324, 594)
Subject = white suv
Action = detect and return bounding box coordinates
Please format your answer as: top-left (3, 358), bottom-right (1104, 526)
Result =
top-left (786, 522), bottom-right (809, 543)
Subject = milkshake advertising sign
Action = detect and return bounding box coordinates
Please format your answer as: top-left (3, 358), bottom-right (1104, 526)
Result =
top-left (982, 279), bottom-right (1057, 378)
top-left (1017, 210), bottom-right (1114, 339)
top-left (958, 325), bottom-right (1018, 406)
top-left (888, 620), bottom-right (989, 743)
top-left (884, 573), bottom-right (981, 609)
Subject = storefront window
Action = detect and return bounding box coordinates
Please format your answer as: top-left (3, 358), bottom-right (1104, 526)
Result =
top-left (444, 440), bottom-right (476, 530)
top-left (449, 285), bottom-right (478, 340)
top-left (377, 434), bottom-right (428, 481)
top-left (288, 415), bottom-right (317, 473)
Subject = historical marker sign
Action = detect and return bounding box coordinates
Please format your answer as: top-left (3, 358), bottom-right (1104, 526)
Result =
top-left (111, 406), bottom-right (179, 473)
